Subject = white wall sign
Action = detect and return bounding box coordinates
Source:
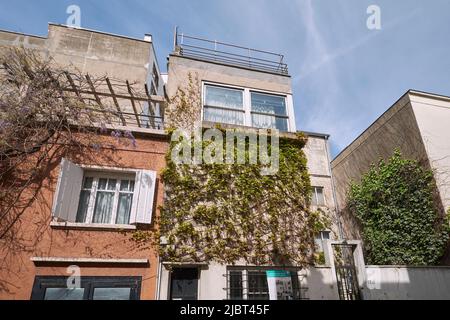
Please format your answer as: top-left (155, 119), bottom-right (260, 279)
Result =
top-left (266, 270), bottom-right (294, 300)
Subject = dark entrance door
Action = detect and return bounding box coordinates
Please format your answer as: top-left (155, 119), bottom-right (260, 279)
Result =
top-left (170, 268), bottom-right (199, 300)
top-left (333, 244), bottom-right (361, 300)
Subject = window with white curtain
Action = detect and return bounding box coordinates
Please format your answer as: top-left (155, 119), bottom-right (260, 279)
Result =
top-left (202, 83), bottom-right (291, 131)
top-left (204, 85), bottom-right (244, 125)
top-left (251, 92), bottom-right (288, 131)
top-left (76, 174), bottom-right (135, 225)
top-left (51, 158), bottom-right (157, 226)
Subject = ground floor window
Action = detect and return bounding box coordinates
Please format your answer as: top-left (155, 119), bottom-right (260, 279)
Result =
top-left (226, 268), bottom-right (305, 300)
top-left (31, 276), bottom-right (141, 300)
top-left (170, 268), bottom-right (199, 300)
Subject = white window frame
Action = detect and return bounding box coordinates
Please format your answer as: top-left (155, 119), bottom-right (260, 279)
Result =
top-left (311, 186), bottom-right (326, 207)
top-left (77, 171), bottom-right (136, 225)
top-left (51, 159), bottom-right (156, 228)
top-left (201, 82), bottom-right (296, 132)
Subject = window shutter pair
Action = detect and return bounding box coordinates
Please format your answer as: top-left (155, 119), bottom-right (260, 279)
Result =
top-left (52, 158), bottom-right (156, 225)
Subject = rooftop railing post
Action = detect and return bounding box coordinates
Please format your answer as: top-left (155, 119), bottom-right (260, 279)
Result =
top-left (173, 26), bottom-right (178, 50)
top-left (174, 29), bottom-right (288, 75)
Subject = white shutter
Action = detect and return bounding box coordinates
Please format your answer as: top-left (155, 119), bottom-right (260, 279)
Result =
top-left (130, 170), bottom-right (156, 225)
top-left (52, 158), bottom-right (84, 222)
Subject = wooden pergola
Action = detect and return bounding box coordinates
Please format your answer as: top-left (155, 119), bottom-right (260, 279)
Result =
top-left (62, 72), bottom-right (166, 130)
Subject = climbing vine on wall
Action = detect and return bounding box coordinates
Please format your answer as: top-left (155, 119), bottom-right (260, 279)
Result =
top-left (348, 150), bottom-right (450, 265)
top-left (159, 131), bottom-right (330, 265)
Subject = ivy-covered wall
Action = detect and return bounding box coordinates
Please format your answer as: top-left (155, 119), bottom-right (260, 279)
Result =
top-left (348, 150), bottom-right (450, 265)
top-left (158, 130), bottom-right (330, 266)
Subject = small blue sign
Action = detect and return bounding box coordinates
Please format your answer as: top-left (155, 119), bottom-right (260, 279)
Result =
top-left (266, 270), bottom-right (291, 278)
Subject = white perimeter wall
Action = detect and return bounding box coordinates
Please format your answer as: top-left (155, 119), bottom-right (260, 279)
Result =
top-left (362, 266), bottom-right (450, 300)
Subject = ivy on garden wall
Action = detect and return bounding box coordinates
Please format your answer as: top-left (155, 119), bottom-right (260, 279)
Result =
top-left (157, 73), bottom-right (330, 266)
top-left (348, 150), bottom-right (450, 265)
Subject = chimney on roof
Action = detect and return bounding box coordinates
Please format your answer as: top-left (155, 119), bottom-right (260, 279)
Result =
top-left (144, 34), bottom-right (152, 42)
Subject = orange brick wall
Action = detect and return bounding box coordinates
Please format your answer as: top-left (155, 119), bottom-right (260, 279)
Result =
top-left (0, 132), bottom-right (168, 299)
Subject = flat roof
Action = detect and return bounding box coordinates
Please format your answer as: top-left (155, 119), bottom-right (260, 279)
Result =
top-left (332, 89), bottom-right (450, 164)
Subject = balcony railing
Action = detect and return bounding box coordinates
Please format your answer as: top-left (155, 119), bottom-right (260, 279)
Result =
top-left (174, 28), bottom-right (288, 75)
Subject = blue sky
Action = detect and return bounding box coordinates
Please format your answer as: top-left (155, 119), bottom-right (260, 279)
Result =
top-left (1, 0), bottom-right (449, 157)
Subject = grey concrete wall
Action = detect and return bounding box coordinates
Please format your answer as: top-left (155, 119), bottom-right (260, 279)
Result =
top-left (47, 24), bottom-right (153, 84)
top-left (0, 24), bottom-right (164, 117)
top-left (331, 92), bottom-right (430, 239)
top-left (304, 134), bottom-right (340, 237)
top-left (362, 266), bottom-right (450, 300)
top-left (0, 30), bottom-right (47, 52)
top-left (166, 54), bottom-right (292, 99)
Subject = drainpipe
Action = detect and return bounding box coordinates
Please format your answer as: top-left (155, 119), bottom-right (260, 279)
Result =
top-left (155, 255), bottom-right (162, 300)
top-left (325, 135), bottom-right (344, 240)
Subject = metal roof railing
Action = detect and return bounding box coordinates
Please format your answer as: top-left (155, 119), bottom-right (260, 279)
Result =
top-left (173, 27), bottom-right (288, 75)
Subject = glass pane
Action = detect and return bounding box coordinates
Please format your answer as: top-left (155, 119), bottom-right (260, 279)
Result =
top-left (98, 178), bottom-right (108, 190)
top-left (107, 179), bottom-right (117, 190)
top-left (120, 180), bottom-right (135, 192)
top-left (316, 187), bottom-right (325, 206)
top-left (321, 231), bottom-right (330, 240)
top-left (204, 107), bottom-right (244, 125)
top-left (116, 193), bottom-right (133, 224)
top-left (44, 288), bottom-right (84, 300)
top-left (251, 92), bottom-right (286, 115)
top-left (76, 190), bottom-right (91, 223)
top-left (120, 180), bottom-right (129, 191)
top-left (93, 288), bottom-right (131, 300)
top-left (251, 114), bottom-right (288, 131)
top-left (248, 272), bottom-right (269, 300)
top-left (229, 271), bottom-right (243, 300)
top-left (83, 177), bottom-right (93, 189)
top-left (170, 268), bottom-right (198, 300)
top-left (205, 85), bottom-right (243, 110)
top-left (92, 191), bottom-right (114, 223)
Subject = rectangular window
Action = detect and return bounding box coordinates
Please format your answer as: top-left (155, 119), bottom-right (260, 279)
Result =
top-left (311, 186), bottom-right (325, 206)
top-left (31, 276), bottom-right (141, 300)
top-left (226, 268), bottom-right (304, 300)
top-left (247, 271), bottom-right (270, 300)
top-left (204, 85), bottom-right (244, 125)
top-left (170, 268), bottom-right (199, 300)
top-left (251, 92), bottom-right (288, 131)
top-left (152, 63), bottom-right (159, 89)
top-left (315, 230), bottom-right (331, 253)
top-left (202, 83), bottom-right (292, 131)
top-left (52, 159), bottom-right (156, 225)
top-left (76, 174), bottom-right (135, 225)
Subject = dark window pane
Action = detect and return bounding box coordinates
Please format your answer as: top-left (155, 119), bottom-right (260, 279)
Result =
top-left (107, 179), bottom-right (117, 190)
top-left (44, 288), bottom-right (84, 300)
top-left (248, 271), bottom-right (269, 300)
top-left (75, 190), bottom-right (91, 223)
top-left (170, 268), bottom-right (198, 300)
top-left (93, 288), bottom-right (131, 300)
top-left (251, 92), bottom-right (286, 116)
top-left (229, 271), bottom-right (243, 300)
top-left (83, 177), bottom-right (93, 189)
top-left (98, 178), bottom-right (108, 190)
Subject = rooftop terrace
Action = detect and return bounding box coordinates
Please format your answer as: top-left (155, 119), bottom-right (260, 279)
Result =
top-left (173, 28), bottom-right (289, 76)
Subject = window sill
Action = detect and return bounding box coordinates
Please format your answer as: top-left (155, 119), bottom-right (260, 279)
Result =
top-left (50, 221), bottom-right (137, 231)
